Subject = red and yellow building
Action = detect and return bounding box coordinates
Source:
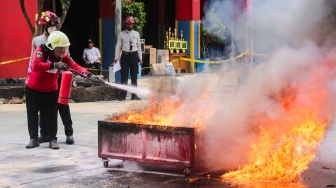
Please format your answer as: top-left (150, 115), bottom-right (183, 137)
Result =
top-left (0, 0), bottom-right (207, 78)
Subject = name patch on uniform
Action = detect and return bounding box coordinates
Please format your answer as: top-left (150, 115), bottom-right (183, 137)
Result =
top-left (36, 52), bottom-right (42, 58)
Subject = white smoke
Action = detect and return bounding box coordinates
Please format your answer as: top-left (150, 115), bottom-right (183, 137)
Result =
top-left (173, 0), bottom-right (336, 171)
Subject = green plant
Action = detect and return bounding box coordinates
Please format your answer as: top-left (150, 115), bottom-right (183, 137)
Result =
top-left (201, 8), bottom-right (226, 57)
top-left (122, 1), bottom-right (146, 32)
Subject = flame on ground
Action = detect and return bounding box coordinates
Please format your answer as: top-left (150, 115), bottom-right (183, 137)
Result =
top-left (222, 107), bottom-right (329, 183)
top-left (221, 54), bottom-right (335, 183)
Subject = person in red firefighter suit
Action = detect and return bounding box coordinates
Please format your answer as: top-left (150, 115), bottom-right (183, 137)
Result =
top-left (25, 31), bottom-right (100, 149)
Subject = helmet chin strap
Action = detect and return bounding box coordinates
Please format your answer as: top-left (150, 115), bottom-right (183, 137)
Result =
top-left (43, 26), bottom-right (50, 36)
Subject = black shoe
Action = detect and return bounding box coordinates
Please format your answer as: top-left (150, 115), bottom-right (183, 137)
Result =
top-left (66, 136), bottom-right (74, 145)
top-left (131, 96), bottom-right (141, 100)
top-left (49, 139), bottom-right (60, 149)
top-left (26, 139), bottom-right (39, 149)
top-left (38, 135), bottom-right (50, 143)
top-left (118, 97), bottom-right (125, 101)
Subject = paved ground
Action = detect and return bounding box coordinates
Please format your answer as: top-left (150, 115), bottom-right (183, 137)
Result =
top-left (1, 75), bottom-right (336, 188)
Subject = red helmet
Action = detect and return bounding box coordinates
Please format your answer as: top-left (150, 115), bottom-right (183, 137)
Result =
top-left (124, 16), bottom-right (135, 25)
top-left (39, 11), bottom-right (59, 27)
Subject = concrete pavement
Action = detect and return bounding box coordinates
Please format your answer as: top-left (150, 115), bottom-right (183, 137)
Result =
top-left (1, 74), bottom-right (336, 187)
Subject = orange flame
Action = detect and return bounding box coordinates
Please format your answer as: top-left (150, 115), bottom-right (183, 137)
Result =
top-left (110, 94), bottom-right (213, 131)
top-left (111, 96), bottom-right (181, 126)
top-left (222, 106), bottom-right (329, 183)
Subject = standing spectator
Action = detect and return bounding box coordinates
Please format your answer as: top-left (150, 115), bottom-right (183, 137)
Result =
top-left (27, 11), bottom-right (75, 145)
top-left (114, 16), bottom-right (142, 101)
top-left (83, 39), bottom-right (102, 75)
top-left (28, 11), bottom-right (58, 68)
top-left (25, 31), bottom-right (100, 149)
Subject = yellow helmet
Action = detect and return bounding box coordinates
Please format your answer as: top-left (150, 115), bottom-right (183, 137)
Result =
top-left (46, 31), bottom-right (71, 50)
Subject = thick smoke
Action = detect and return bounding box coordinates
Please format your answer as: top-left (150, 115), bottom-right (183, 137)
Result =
top-left (173, 0), bottom-right (336, 171)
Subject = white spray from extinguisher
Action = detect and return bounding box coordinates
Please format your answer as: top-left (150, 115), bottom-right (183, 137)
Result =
top-left (68, 68), bottom-right (151, 98)
top-left (104, 82), bottom-right (151, 98)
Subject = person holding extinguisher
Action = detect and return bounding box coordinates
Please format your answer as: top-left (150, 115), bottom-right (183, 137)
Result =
top-left (25, 31), bottom-right (100, 149)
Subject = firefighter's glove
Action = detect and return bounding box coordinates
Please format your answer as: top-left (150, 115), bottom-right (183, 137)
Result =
top-left (90, 75), bottom-right (101, 83)
top-left (54, 62), bottom-right (68, 70)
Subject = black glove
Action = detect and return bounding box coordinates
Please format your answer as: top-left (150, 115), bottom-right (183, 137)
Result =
top-left (90, 75), bottom-right (101, 83)
top-left (54, 62), bottom-right (68, 70)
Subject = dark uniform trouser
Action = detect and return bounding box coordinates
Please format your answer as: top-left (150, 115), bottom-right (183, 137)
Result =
top-left (26, 86), bottom-right (58, 141)
top-left (40, 104), bottom-right (73, 137)
top-left (40, 74), bottom-right (73, 137)
top-left (119, 53), bottom-right (139, 99)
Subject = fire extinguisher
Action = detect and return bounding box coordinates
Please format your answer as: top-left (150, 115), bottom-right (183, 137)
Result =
top-left (58, 71), bottom-right (73, 105)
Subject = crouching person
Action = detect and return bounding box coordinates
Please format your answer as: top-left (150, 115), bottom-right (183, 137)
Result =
top-left (25, 31), bottom-right (100, 149)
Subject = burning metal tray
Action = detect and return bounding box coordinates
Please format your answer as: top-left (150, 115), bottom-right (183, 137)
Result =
top-left (98, 120), bottom-right (196, 176)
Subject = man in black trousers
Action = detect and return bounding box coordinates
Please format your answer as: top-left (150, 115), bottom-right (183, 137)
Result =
top-left (114, 16), bottom-right (142, 101)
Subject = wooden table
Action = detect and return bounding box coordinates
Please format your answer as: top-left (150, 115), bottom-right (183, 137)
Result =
top-left (169, 53), bottom-right (188, 73)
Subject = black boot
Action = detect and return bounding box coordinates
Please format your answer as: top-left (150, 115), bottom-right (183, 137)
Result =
top-left (66, 136), bottom-right (74, 144)
top-left (38, 135), bottom-right (50, 143)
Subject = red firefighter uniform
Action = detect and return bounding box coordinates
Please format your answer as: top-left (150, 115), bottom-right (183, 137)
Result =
top-left (26, 46), bottom-right (91, 92)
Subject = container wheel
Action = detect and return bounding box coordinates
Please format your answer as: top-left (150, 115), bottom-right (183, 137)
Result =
top-left (183, 168), bottom-right (191, 177)
top-left (103, 161), bottom-right (109, 168)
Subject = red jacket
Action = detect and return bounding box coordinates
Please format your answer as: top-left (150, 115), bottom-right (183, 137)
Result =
top-left (26, 46), bottom-right (90, 92)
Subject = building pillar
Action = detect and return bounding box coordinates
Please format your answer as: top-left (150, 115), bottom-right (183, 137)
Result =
top-left (175, 0), bottom-right (200, 73)
top-left (99, 0), bottom-right (115, 78)
top-left (158, 0), bottom-right (165, 49)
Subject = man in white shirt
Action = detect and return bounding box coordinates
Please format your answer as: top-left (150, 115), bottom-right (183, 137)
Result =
top-left (114, 16), bottom-right (143, 101)
top-left (83, 39), bottom-right (102, 75)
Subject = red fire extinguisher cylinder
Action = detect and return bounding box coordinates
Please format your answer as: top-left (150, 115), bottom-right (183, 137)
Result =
top-left (58, 71), bottom-right (73, 105)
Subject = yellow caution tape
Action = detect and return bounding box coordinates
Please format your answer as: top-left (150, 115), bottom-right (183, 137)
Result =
top-left (85, 68), bottom-right (109, 72)
top-left (0, 57), bottom-right (30, 65)
top-left (87, 66), bottom-right (154, 71)
top-left (251, 52), bottom-right (272, 57)
top-left (142, 66), bottom-right (152, 70)
top-left (0, 52), bottom-right (271, 67)
top-left (180, 52), bottom-right (246, 64)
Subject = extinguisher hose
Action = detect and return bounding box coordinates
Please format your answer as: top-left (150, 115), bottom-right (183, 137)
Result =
top-left (67, 68), bottom-right (90, 79)
top-left (67, 68), bottom-right (104, 83)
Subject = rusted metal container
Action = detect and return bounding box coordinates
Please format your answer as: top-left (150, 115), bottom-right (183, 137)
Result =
top-left (98, 120), bottom-right (196, 176)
